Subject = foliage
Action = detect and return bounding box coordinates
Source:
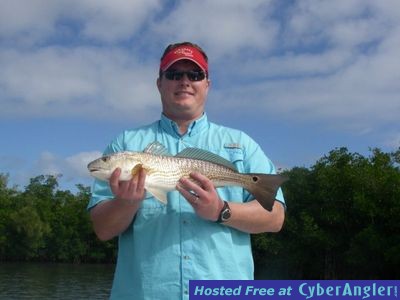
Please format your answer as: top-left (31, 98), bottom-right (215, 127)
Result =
top-left (0, 147), bottom-right (399, 279)
top-left (253, 147), bottom-right (400, 279)
top-left (0, 175), bottom-right (116, 263)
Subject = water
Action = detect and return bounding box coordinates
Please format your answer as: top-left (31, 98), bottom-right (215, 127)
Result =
top-left (0, 263), bottom-right (114, 300)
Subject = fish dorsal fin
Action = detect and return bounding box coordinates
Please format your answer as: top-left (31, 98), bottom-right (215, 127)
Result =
top-left (176, 148), bottom-right (237, 171)
top-left (143, 142), bottom-right (171, 156)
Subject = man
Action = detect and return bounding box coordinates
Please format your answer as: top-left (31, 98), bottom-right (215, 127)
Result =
top-left (88, 42), bottom-right (285, 299)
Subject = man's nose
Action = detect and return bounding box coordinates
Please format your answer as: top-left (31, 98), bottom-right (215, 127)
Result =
top-left (178, 73), bottom-right (191, 84)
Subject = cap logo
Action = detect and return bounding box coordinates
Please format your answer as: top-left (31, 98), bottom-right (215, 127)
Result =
top-left (174, 48), bottom-right (194, 57)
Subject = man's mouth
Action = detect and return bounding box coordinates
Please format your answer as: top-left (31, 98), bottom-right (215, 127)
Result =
top-left (175, 91), bottom-right (194, 96)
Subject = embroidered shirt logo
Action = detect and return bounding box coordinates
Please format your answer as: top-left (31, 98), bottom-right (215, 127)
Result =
top-left (224, 143), bottom-right (242, 149)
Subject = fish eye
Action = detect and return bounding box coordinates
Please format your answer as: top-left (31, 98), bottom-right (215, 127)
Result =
top-left (101, 156), bottom-right (109, 162)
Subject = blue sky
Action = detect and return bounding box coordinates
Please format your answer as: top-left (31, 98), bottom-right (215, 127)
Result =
top-left (0, 0), bottom-right (399, 192)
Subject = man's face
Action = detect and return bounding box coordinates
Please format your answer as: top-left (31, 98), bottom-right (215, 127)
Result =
top-left (157, 60), bottom-right (210, 121)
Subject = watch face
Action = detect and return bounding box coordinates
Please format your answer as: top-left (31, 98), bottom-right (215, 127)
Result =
top-left (221, 208), bottom-right (231, 221)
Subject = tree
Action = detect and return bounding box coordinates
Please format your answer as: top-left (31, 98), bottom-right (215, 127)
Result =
top-left (7, 205), bottom-right (50, 260)
top-left (253, 147), bottom-right (400, 279)
top-left (1, 146), bottom-right (399, 277)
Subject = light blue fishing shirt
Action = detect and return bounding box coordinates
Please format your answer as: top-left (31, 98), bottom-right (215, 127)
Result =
top-left (88, 113), bottom-right (285, 300)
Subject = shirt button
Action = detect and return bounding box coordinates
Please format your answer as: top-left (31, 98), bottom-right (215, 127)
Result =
top-left (183, 220), bottom-right (188, 225)
top-left (183, 255), bottom-right (190, 260)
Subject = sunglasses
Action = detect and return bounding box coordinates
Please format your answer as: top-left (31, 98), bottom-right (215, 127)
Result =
top-left (163, 70), bottom-right (206, 82)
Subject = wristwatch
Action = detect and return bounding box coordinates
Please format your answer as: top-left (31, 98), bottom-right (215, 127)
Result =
top-left (216, 201), bottom-right (231, 223)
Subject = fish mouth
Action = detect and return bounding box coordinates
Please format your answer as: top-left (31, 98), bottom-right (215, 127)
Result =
top-left (87, 164), bottom-right (103, 173)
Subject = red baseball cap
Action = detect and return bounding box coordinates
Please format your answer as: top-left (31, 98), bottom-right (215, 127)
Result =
top-left (160, 45), bottom-right (208, 72)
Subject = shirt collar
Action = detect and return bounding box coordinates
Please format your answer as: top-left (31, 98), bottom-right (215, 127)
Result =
top-left (160, 113), bottom-right (209, 137)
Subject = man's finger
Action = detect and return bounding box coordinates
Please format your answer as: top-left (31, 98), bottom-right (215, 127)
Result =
top-left (136, 168), bottom-right (147, 194)
top-left (190, 172), bottom-right (214, 191)
top-left (179, 177), bottom-right (204, 196)
top-left (176, 183), bottom-right (200, 206)
top-left (109, 168), bottom-right (121, 193)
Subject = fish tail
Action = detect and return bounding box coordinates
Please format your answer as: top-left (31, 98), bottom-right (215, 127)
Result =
top-left (246, 174), bottom-right (288, 211)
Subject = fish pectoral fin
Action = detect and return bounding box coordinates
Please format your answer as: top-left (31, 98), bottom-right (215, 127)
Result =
top-left (131, 164), bottom-right (143, 177)
top-left (146, 187), bottom-right (168, 204)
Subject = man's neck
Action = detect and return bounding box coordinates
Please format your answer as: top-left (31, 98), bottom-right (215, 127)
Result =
top-left (163, 112), bottom-right (204, 135)
top-left (175, 119), bottom-right (192, 135)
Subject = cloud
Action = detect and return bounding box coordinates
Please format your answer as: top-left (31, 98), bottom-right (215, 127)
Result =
top-left (1, 150), bottom-right (103, 190)
top-left (0, 46), bottom-right (160, 121)
top-left (211, 59), bottom-right (399, 133)
top-left (1, 0), bottom-right (399, 193)
top-left (283, 0), bottom-right (399, 48)
top-left (382, 133), bottom-right (400, 150)
top-left (68, 0), bottom-right (162, 42)
top-left (65, 151), bottom-right (102, 179)
top-left (34, 151), bottom-right (62, 176)
top-left (33, 150), bottom-right (102, 182)
top-left (206, 0), bottom-right (400, 134)
top-left (151, 0), bottom-right (278, 58)
top-left (0, 0), bottom-right (399, 135)
top-left (0, 0), bottom-right (162, 44)
top-left (0, 0), bottom-right (60, 44)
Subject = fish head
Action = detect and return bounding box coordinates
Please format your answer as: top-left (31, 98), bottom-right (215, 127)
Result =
top-left (87, 152), bottom-right (142, 181)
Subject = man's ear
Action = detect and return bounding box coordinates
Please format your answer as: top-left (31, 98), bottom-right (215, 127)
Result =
top-left (156, 77), bottom-right (161, 92)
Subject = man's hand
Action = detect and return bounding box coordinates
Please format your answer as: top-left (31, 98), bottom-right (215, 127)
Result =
top-left (109, 167), bottom-right (147, 205)
top-left (177, 172), bottom-right (224, 221)
top-left (176, 172), bottom-right (285, 234)
top-left (90, 167), bottom-right (147, 241)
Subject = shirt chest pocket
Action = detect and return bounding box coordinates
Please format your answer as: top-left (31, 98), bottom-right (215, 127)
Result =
top-left (215, 147), bottom-right (245, 173)
top-left (134, 195), bottom-right (165, 225)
